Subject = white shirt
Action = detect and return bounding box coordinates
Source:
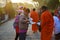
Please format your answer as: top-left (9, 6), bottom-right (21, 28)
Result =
top-left (53, 16), bottom-right (60, 34)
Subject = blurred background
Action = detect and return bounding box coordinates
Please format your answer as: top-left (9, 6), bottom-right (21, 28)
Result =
top-left (0, 0), bottom-right (60, 24)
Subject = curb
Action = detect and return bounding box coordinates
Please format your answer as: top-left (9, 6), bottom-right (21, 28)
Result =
top-left (0, 20), bottom-right (9, 25)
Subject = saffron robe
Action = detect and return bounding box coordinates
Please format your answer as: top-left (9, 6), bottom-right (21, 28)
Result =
top-left (30, 11), bottom-right (39, 32)
top-left (41, 10), bottom-right (54, 40)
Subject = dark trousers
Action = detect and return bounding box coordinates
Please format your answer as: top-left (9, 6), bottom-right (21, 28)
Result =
top-left (19, 32), bottom-right (26, 40)
top-left (15, 33), bottom-right (19, 40)
top-left (55, 33), bottom-right (60, 40)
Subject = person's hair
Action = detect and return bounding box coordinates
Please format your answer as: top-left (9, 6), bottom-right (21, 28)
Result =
top-left (41, 6), bottom-right (48, 11)
top-left (26, 8), bottom-right (30, 13)
top-left (33, 8), bottom-right (36, 11)
top-left (51, 12), bottom-right (54, 16)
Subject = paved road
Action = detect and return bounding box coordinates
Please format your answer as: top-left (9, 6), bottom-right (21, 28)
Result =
top-left (0, 19), bottom-right (40, 40)
top-left (0, 19), bottom-right (55, 40)
top-left (0, 19), bottom-right (15, 40)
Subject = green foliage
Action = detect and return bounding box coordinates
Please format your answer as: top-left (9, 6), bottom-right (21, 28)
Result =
top-left (47, 0), bottom-right (59, 10)
top-left (5, 2), bottom-right (15, 19)
top-left (0, 8), bottom-right (2, 14)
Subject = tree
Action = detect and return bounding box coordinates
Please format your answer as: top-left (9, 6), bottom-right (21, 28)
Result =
top-left (4, 2), bottom-right (16, 19)
top-left (47, 0), bottom-right (59, 10)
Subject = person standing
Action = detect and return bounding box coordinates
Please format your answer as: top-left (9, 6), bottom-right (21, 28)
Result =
top-left (14, 6), bottom-right (24, 40)
top-left (14, 13), bottom-right (20, 40)
top-left (30, 8), bottom-right (39, 33)
top-left (40, 6), bottom-right (54, 40)
top-left (19, 8), bottom-right (30, 40)
top-left (54, 6), bottom-right (60, 40)
top-left (53, 15), bottom-right (60, 40)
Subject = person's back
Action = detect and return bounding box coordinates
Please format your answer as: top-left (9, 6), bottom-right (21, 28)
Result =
top-left (19, 14), bottom-right (28, 32)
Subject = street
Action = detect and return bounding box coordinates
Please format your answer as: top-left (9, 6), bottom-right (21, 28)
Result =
top-left (0, 19), bottom-right (40, 40)
top-left (0, 19), bottom-right (54, 40)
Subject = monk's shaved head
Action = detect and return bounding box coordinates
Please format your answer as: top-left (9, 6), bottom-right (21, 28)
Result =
top-left (41, 6), bottom-right (48, 10)
top-left (33, 8), bottom-right (36, 11)
top-left (41, 6), bottom-right (48, 13)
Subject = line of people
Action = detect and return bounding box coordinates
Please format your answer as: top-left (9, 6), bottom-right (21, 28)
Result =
top-left (13, 6), bottom-right (60, 40)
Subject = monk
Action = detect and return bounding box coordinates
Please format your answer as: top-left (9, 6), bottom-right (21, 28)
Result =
top-left (30, 8), bottom-right (39, 33)
top-left (40, 6), bottom-right (54, 40)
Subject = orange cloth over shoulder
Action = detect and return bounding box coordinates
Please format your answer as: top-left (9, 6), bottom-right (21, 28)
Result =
top-left (30, 11), bottom-right (39, 32)
top-left (41, 10), bottom-right (54, 40)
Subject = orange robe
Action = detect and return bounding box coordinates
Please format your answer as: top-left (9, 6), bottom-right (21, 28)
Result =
top-left (41, 10), bottom-right (54, 40)
top-left (30, 11), bottom-right (39, 32)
